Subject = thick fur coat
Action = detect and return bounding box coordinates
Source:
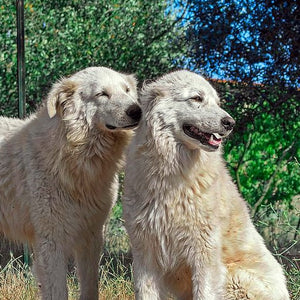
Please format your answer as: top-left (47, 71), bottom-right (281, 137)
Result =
top-left (123, 70), bottom-right (289, 300)
top-left (0, 67), bottom-right (141, 300)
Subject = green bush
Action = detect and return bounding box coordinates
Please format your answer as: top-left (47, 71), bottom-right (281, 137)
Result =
top-left (0, 0), bottom-right (187, 116)
top-left (213, 81), bottom-right (299, 217)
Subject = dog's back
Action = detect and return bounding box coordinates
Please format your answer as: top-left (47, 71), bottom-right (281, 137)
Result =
top-left (0, 116), bottom-right (27, 140)
top-left (0, 115), bottom-right (41, 242)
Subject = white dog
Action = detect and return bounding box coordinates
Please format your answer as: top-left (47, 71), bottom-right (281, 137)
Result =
top-left (0, 67), bottom-right (141, 300)
top-left (123, 70), bottom-right (289, 300)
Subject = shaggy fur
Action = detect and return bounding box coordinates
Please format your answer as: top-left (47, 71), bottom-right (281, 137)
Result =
top-left (123, 70), bottom-right (289, 300)
top-left (0, 67), bottom-right (141, 300)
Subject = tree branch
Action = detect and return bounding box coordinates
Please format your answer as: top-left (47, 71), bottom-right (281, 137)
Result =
top-left (293, 213), bottom-right (300, 242)
top-left (251, 141), bottom-right (297, 218)
top-left (234, 132), bottom-right (252, 193)
top-left (145, 1), bottom-right (189, 46)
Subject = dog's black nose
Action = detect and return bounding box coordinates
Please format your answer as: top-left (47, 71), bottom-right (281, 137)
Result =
top-left (126, 104), bottom-right (142, 122)
top-left (221, 116), bottom-right (235, 130)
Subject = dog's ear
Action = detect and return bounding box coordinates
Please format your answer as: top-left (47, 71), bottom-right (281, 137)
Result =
top-left (123, 74), bottom-right (138, 95)
top-left (140, 82), bottom-right (167, 103)
top-left (47, 79), bottom-right (78, 118)
top-left (127, 74), bottom-right (137, 88)
top-left (148, 86), bottom-right (167, 99)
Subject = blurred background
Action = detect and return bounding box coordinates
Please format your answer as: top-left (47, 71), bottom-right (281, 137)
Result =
top-left (0, 0), bottom-right (299, 299)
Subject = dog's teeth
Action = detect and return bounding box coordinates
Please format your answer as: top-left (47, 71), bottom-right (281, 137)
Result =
top-left (209, 135), bottom-right (213, 142)
top-left (213, 133), bottom-right (222, 139)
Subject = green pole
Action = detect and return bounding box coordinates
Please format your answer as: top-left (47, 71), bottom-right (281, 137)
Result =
top-left (16, 0), bottom-right (29, 267)
top-left (16, 0), bottom-right (26, 119)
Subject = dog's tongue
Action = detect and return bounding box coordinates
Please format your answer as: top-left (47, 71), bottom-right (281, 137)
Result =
top-left (208, 134), bottom-right (222, 146)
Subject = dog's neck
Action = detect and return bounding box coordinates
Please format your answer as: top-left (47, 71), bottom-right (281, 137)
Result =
top-left (34, 109), bottom-right (131, 202)
top-left (36, 107), bottom-right (130, 162)
top-left (55, 125), bottom-right (131, 204)
top-left (58, 124), bottom-right (130, 170)
top-left (133, 121), bottom-right (221, 182)
top-left (127, 124), bottom-right (223, 212)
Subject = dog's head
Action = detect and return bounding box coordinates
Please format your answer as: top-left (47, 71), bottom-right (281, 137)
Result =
top-left (140, 70), bottom-right (235, 152)
top-left (46, 67), bottom-right (141, 132)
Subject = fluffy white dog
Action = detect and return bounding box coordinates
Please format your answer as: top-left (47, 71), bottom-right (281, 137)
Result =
top-left (0, 67), bottom-right (141, 300)
top-left (123, 70), bottom-right (289, 300)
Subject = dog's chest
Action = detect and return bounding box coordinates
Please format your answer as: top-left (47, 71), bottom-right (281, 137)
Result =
top-left (144, 199), bottom-right (219, 271)
top-left (144, 173), bottom-right (219, 224)
top-left (135, 175), bottom-right (221, 266)
top-left (141, 186), bottom-right (218, 235)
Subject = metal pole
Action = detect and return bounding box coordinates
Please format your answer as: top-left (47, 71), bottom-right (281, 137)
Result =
top-left (16, 0), bottom-right (26, 119)
top-left (16, 0), bottom-right (29, 267)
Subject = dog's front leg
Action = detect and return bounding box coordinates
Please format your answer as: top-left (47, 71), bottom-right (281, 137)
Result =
top-left (33, 238), bottom-right (68, 300)
top-left (191, 263), bottom-right (224, 300)
top-left (192, 268), bottom-right (215, 300)
top-left (74, 226), bottom-right (104, 300)
top-left (132, 254), bottom-right (163, 300)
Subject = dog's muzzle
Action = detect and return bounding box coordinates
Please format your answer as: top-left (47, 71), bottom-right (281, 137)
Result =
top-left (126, 104), bottom-right (142, 122)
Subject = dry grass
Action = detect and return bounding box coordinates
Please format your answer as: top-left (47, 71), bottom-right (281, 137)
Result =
top-left (0, 251), bottom-right (299, 299)
top-left (0, 254), bottom-right (134, 300)
top-left (0, 256), bottom-right (38, 300)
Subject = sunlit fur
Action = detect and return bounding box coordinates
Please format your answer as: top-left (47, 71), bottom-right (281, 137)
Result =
top-left (0, 67), bottom-right (140, 300)
top-left (123, 70), bottom-right (289, 300)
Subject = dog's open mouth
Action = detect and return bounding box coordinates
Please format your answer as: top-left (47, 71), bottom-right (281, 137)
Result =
top-left (106, 123), bottom-right (139, 130)
top-left (183, 124), bottom-right (222, 149)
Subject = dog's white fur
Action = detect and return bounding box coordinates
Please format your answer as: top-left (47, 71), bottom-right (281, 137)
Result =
top-left (123, 70), bottom-right (289, 299)
top-left (0, 67), bottom-right (141, 300)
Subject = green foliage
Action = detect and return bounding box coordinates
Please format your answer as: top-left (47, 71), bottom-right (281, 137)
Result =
top-left (215, 81), bottom-right (300, 215)
top-left (0, 0), bottom-right (187, 116)
top-left (0, 3), bottom-right (18, 116)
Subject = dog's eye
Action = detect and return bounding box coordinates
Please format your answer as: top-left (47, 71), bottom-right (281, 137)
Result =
top-left (95, 91), bottom-right (109, 98)
top-left (191, 95), bottom-right (204, 102)
top-left (125, 86), bottom-right (130, 93)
